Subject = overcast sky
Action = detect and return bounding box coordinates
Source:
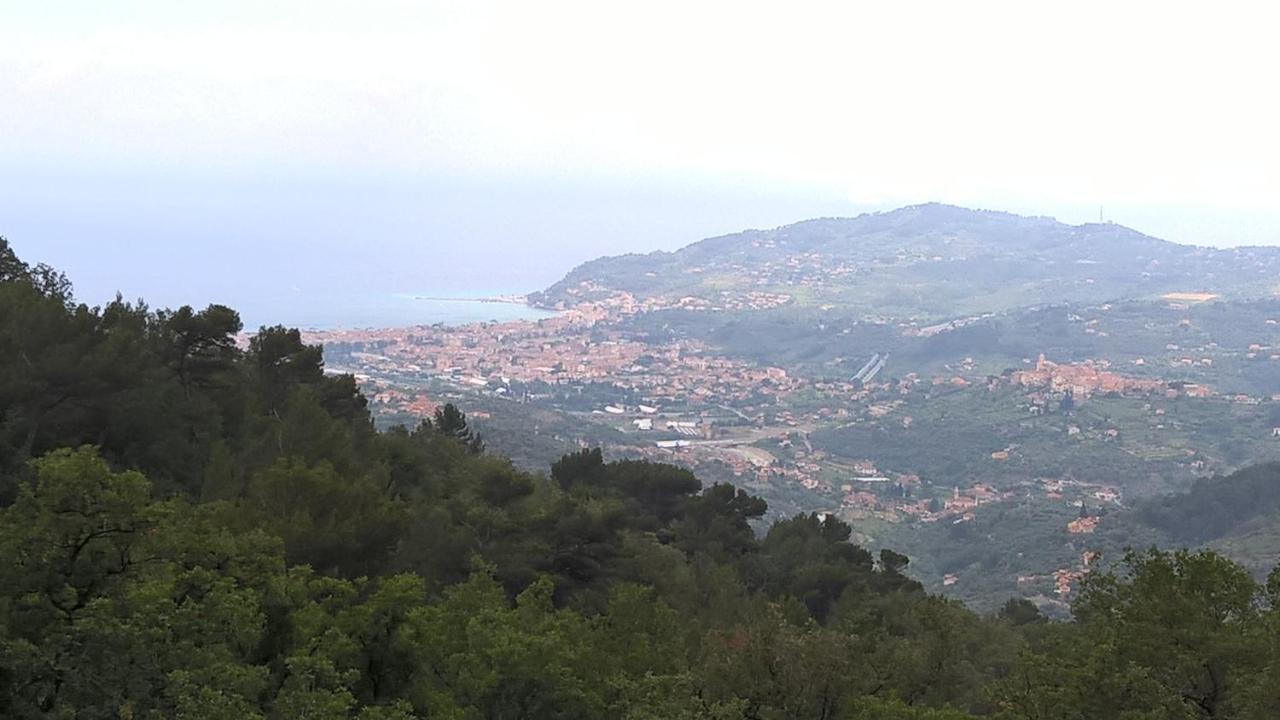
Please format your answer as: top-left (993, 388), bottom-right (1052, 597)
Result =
top-left (2, 0), bottom-right (1278, 318)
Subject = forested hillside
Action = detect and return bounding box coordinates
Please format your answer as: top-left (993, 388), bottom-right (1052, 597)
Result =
top-left (1137, 463), bottom-right (1280, 544)
top-left (3, 237), bottom-right (1280, 719)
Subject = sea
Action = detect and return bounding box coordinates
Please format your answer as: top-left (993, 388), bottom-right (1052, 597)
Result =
top-left (237, 292), bottom-right (558, 331)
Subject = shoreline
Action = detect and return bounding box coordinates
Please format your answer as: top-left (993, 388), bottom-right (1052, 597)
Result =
top-left (412, 294), bottom-right (532, 306)
top-left (239, 294), bottom-right (557, 334)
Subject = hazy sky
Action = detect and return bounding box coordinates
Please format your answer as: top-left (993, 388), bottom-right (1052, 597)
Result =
top-left (2, 0), bottom-right (1278, 322)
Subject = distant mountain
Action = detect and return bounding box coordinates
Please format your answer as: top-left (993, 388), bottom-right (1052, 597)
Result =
top-left (532, 203), bottom-right (1280, 319)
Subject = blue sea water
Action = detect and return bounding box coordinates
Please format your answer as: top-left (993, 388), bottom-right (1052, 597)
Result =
top-left (237, 292), bottom-right (557, 331)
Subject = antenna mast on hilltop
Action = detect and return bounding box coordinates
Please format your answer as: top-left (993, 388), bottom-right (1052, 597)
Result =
top-left (1099, 205), bottom-right (1104, 223)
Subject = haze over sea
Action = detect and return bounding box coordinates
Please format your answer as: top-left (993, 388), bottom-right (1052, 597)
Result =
top-left (233, 292), bottom-right (556, 332)
top-left (12, 171), bottom-right (1276, 337)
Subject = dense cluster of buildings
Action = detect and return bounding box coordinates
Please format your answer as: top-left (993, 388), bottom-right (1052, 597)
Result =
top-left (547, 282), bottom-right (794, 314)
top-left (1013, 354), bottom-right (1167, 397)
top-left (306, 298), bottom-right (800, 407)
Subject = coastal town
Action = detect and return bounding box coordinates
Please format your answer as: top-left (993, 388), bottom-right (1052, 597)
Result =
top-left (299, 287), bottom-right (1280, 605)
top-left (309, 291), bottom-right (1276, 443)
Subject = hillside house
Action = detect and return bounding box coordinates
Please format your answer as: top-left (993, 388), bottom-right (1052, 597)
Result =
top-left (1093, 488), bottom-right (1120, 503)
top-left (1067, 516), bottom-right (1100, 534)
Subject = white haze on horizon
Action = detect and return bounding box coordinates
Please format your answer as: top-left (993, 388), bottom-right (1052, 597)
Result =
top-left (2, 0), bottom-right (1277, 317)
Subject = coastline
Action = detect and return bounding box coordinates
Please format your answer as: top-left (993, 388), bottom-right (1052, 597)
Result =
top-left (412, 294), bottom-right (531, 306)
top-left (239, 293), bottom-right (556, 332)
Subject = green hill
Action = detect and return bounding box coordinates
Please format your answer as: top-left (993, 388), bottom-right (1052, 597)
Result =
top-left (532, 203), bottom-right (1280, 318)
top-left (7, 234), bottom-right (1280, 719)
top-left (1127, 462), bottom-right (1280, 573)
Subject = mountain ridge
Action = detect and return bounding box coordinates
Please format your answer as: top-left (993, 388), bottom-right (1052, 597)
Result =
top-left (530, 203), bottom-right (1279, 318)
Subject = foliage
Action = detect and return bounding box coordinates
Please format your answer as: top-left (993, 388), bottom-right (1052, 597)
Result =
top-left (1138, 462), bottom-right (1280, 543)
top-left (2, 240), bottom-right (1279, 718)
top-left (992, 549), bottom-right (1279, 719)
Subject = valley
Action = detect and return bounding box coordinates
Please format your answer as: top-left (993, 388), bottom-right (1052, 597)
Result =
top-left (312, 204), bottom-right (1280, 611)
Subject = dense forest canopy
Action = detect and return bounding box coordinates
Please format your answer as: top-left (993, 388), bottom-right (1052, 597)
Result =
top-left (1136, 462), bottom-right (1280, 544)
top-left (2, 236), bottom-right (1280, 719)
